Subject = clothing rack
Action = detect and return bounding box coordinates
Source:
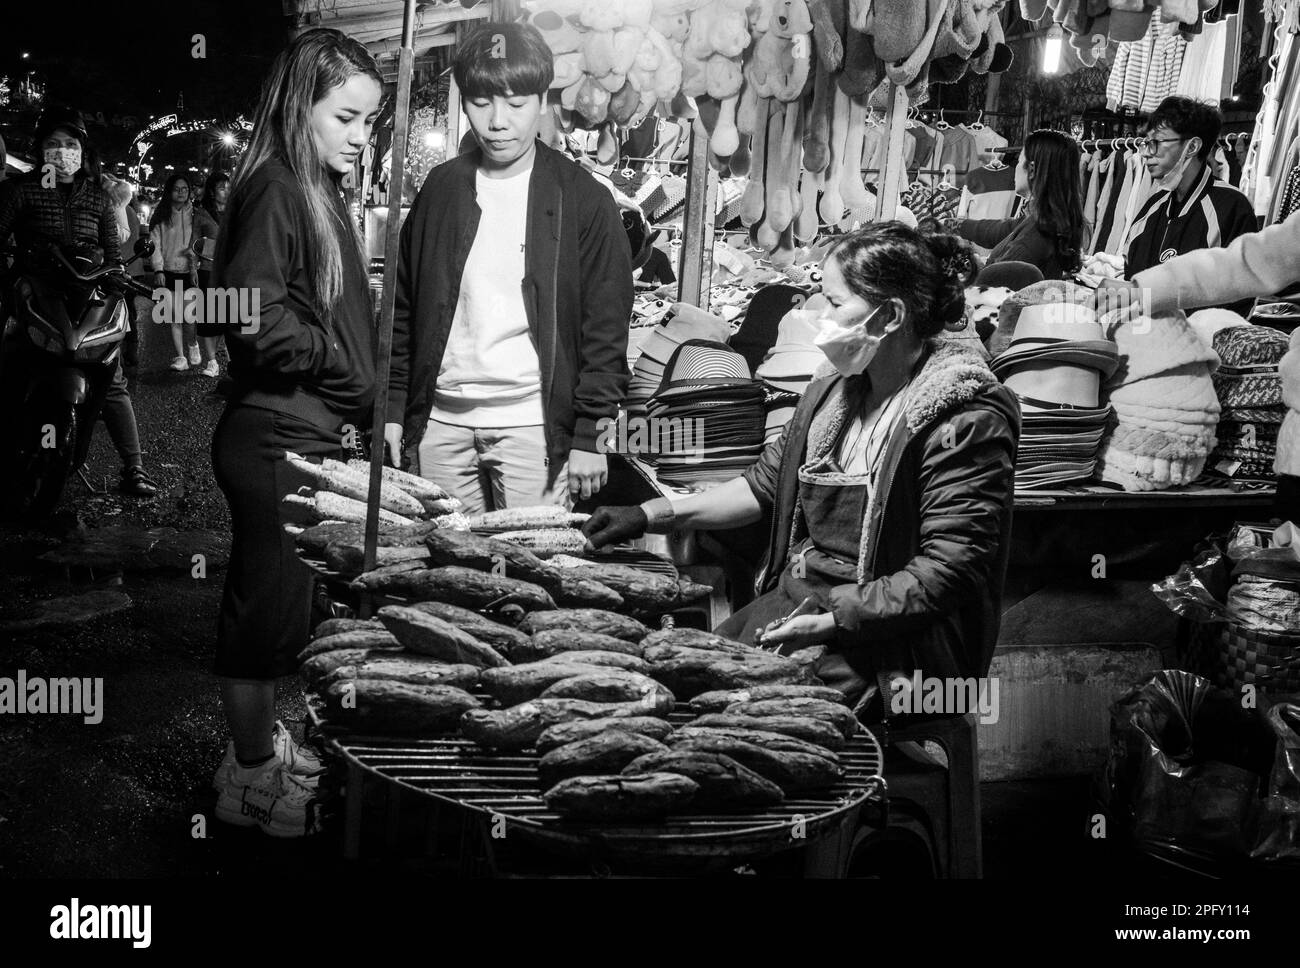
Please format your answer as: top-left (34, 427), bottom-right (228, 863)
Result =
top-left (1078, 132), bottom-right (1253, 150)
top-left (620, 156), bottom-right (690, 166)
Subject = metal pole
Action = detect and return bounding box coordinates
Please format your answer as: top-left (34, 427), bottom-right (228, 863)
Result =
top-left (362, 0), bottom-right (418, 583)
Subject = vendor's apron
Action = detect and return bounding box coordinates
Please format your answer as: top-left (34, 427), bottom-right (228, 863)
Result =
top-left (716, 451), bottom-right (874, 705)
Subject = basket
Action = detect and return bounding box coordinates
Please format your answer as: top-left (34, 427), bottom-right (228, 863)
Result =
top-left (1214, 623), bottom-right (1300, 693)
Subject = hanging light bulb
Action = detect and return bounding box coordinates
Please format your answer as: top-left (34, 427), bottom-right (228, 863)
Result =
top-left (1043, 24), bottom-right (1064, 75)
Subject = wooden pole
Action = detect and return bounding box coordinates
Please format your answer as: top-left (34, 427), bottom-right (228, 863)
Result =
top-left (876, 83), bottom-right (909, 221)
top-left (678, 115), bottom-right (718, 307)
top-left (362, 0), bottom-right (418, 586)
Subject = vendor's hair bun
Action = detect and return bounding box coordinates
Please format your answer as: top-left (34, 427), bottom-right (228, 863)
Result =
top-left (921, 230), bottom-right (976, 331)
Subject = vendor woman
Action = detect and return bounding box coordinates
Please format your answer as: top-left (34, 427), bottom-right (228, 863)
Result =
top-left (584, 223), bottom-right (1021, 709)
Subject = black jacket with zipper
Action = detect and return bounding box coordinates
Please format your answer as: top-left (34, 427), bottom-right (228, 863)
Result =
top-left (212, 160), bottom-right (376, 431)
top-left (389, 141), bottom-right (633, 482)
top-left (742, 341), bottom-right (1021, 684)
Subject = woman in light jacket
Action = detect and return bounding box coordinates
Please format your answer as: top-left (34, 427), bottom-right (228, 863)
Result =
top-left (149, 173), bottom-right (219, 374)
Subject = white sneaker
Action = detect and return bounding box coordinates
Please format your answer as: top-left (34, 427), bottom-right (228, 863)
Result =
top-left (214, 758), bottom-right (324, 838)
top-left (200, 359), bottom-right (220, 378)
top-left (187, 344), bottom-right (202, 366)
top-left (211, 721), bottom-right (327, 792)
top-left (169, 356), bottom-right (189, 371)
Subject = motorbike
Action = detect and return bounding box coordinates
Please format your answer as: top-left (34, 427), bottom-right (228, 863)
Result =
top-left (0, 237), bottom-right (155, 517)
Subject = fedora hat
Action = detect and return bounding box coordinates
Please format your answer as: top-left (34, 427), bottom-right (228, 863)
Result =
top-left (994, 279), bottom-right (1099, 355)
top-left (1002, 361), bottom-right (1103, 408)
top-left (991, 302), bottom-right (1120, 379)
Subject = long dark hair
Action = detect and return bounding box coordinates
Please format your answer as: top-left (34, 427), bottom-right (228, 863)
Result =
top-left (233, 28), bottom-right (383, 316)
top-left (1023, 129), bottom-right (1084, 275)
top-left (827, 222), bottom-right (977, 338)
top-left (150, 172), bottom-right (192, 229)
top-left (201, 170), bottom-right (230, 221)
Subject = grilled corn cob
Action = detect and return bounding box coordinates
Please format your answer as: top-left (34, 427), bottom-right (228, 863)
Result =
top-left (421, 496), bottom-right (464, 516)
top-left (283, 488), bottom-right (418, 526)
top-left (430, 511), bottom-right (471, 531)
top-left (466, 506), bottom-right (591, 533)
top-left (285, 453), bottom-right (426, 518)
top-left (345, 459), bottom-right (450, 502)
top-left (493, 528), bottom-right (590, 556)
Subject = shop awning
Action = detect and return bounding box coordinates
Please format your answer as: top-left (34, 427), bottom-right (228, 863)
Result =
top-left (284, 0), bottom-right (493, 74)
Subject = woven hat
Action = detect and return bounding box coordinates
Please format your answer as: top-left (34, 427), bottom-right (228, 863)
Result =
top-left (1211, 324), bottom-right (1290, 369)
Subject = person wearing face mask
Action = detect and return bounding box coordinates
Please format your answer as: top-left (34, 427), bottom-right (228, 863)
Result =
top-left (0, 106), bottom-right (157, 498)
top-left (584, 223), bottom-right (1020, 708)
top-left (953, 130), bottom-right (1086, 281)
top-left (386, 22), bottom-right (633, 513)
top-left (1122, 97), bottom-right (1257, 317)
top-left (208, 29), bottom-right (382, 837)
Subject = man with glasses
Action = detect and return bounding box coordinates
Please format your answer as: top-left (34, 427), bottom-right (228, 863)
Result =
top-left (1124, 97), bottom-right (1257, 316)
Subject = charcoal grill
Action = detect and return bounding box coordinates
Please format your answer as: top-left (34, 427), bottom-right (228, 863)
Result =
top-left (309, 705), bottom-right (885, 877)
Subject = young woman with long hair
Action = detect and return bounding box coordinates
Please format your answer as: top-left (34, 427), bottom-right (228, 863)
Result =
top-left (209, 28), bottom-right (382, 837)
top-left (955, 129), bottom-right (1086, 280)
top-left (149, 172), bottom-right (219, 373)
top-left (191, 170), bottom-right (232, 375)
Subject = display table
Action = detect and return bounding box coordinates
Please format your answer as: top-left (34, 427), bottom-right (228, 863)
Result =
top-left (1013, 483), bottom-right (1276, 511)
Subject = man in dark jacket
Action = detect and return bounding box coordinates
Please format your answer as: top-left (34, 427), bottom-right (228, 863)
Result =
top-left (0, 107), bottom-right (156, 497)
top-left (385, 23), bottom-right (632, 511)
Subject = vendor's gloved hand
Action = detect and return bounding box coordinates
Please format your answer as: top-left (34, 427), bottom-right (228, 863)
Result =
top-left (582, 505), bottom-right (647, 551)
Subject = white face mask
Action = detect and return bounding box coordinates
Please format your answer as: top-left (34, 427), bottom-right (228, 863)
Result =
top-left (44, 146), bottom-right (82, 178)
top-left (814, 304), bottom-right (885, 377)
top-left (1154, 141), bottom-right (1196, 193)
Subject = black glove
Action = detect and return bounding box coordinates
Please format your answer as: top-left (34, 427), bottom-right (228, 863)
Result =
top-left (581, 505), bottom-right (648, 550)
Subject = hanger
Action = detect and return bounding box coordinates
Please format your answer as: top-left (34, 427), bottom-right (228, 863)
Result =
top-left (967, 110), bottom-right (985, 131)
top-left (935, 108), bottom-right (950, 131)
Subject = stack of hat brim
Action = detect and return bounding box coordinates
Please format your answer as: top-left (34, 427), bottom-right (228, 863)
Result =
top-left (627, 304), bottom-right (732, 416)
top-left (1012, 397), bottom-right (1113, 489)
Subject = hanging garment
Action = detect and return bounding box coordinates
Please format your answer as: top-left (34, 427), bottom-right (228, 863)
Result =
top-left (1140, 19), bottom-right (1188, 114)
top-left (964, 124), bottom-right (1008, 166)
top-left (1090, 151), bottom-right (1122, 256)
top-left (959, 164), bottom-right (1018, 220)
top-left (1083, 151), bottom-right (1103, 245)
top-left (1104, 151), bottom-right (1139, 257)
top-left (1280, 165), bottom-right (1300, 221)
top-left (938, 126), bottom-right (977, 187)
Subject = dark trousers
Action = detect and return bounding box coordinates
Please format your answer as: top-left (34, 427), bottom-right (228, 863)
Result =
top-left (212, 404), bottom-right (344, 679)
top-left (100, 358), bottom-right (142, 468)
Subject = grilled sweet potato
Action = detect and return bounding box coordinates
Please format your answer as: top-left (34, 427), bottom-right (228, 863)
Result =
top-left (535, 651), bottom-right (650, 674)
top-left (310, 617), bottom-right (384, 641)
top-left (543, 773), bottom-right (699, 821)
top-left (300, 648), bottom-right (383, 686)
top-left (513, 629), bottom-right (645, 662)
top-left (547, 556), bottom-right (710, 613)
top-left (292, 520), bottom-right (435, 557)
top-left (668, 725), bottom-right (841, 763)
top-left (296, 630), bottom-right (401, 663)
top-left (535, 716), bottom-right (676, 754)
top-left (378, 605), bottom-right (509, 668)
top-left (689, 684), bottom-right (850, 714)
top-left (621, 751), bottom-right (784, 808)
top-left (540, 670), bottom-right (673, 705)
top-left (423, 530), bottom-right (559, 591)
top-left (724, 697), bottom-right (859, 741)
top-left (646, 649), bottom-right (807, 699)
top-left (323, 681), bottom-right (480, 733)
top-left (353, 566), bottom-right (556, 613)
top-left (549, 573), bottom-right (624, 610)
top-left (537, 731), bottom-right (669, 788)
top-left (668, 735), bottom-right (843, 793)
top-left (321, 656), bottom-right (480, 691)
top-left (519, 609), bottom-right (649, 642)
top-left (639, 628), bottom-right (753, 655)
top-left (399, 601), bottom-right (531, 656)
top-left (461, 696), bottom-right (672, 750)
top-left (323, 541), bottom-right (430, 577)
top-left (689, 713), bottom-right (847, 750)
top-left (479, 662), bottom-right (611, 705)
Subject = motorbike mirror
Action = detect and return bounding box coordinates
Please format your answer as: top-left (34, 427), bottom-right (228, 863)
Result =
top-left (134, 238), bottom-right (155, 258)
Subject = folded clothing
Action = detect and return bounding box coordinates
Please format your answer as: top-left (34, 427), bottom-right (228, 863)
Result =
top-left (1225, 574), bottom-right (1300, 633)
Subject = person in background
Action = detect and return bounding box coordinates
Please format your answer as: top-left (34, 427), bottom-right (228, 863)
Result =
top-left (585, 223), bottom-right (1019, 708)
top-left (102, 174), bottom-right (143, 368)
top-left (149, 173), bottom-right (219, 374)
top-left (0, 107), bottom-right (157, 497)
top-left (622, 202), bottom-right (675, 288)
top-left (1123, 96), bottom-right (1257, 316)
top-left (0, 132), bottom-right (7, 184)
top-left (386, 22), bottom-right (632, 512)
top-left (191, 170), bottom-right (230, 376)
top-left (209, 28), bottom-right (381, 838)
top-left (954, 129), bottom-right (1085, 281)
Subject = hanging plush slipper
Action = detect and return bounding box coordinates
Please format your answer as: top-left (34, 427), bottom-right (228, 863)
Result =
top-left (802, 59), bottom-right (832, 173)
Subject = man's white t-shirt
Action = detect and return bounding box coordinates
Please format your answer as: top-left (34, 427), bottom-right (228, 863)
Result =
top-left (430, 165), bottom-right (543, 428)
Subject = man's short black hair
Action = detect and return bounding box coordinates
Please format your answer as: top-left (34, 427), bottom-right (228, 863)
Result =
top-left (453, 22), bottom-right (554, 99)
top-left (1146, 96), bottom-right (1223, 162)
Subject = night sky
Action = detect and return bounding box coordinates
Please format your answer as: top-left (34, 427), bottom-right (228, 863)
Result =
top-left (2, 0), bottom-right (289, 165)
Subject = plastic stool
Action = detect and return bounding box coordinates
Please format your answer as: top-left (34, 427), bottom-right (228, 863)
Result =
top-left (879, 712), bottom-right (983, 879)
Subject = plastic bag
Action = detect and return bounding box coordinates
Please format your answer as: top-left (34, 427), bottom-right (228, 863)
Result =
top-left (1253, 702), bottom-right (1300, 860)
top-left (1151, 524), bottom-right (1278, 624)
top-left (1102, 670), bottom-right (1274, 861)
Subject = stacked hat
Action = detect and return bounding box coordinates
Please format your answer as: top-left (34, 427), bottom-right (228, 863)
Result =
top-left (990, 285), bottom-right (1119, 489)
top-left (1095, 308), bottom-right (1221, 492)
top-left (1198, 314), bottom-right (1291, 483)
top-left (628, 303), bottom-right (731, 416)
top-left (754, 296), bottom-right (827, 395)
top-left (645, 339), bottom-right (767, 486)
